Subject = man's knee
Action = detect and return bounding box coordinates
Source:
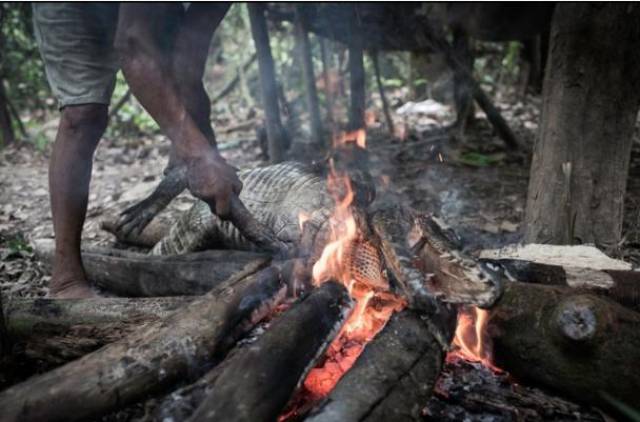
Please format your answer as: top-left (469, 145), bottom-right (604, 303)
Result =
top-left (59, 104), bottom-right (108, 147)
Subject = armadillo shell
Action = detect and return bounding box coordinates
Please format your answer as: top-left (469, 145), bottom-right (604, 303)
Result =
top-left (345, 239), bottom-right (388, 291)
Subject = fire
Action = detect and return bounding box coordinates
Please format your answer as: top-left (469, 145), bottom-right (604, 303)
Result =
top-left (449, 306), bottom-right (501, 372)
top-left (300, 128), bottom-right (405, 401)
top-left (332, 129), bottom-right (366, 149)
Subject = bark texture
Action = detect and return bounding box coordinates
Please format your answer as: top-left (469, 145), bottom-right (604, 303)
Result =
top-left (306, 310), bottom-right (451, 422)
top-left (189, 282), bottom-right (352, 422)
top-left (0, 268), bottom-right (285, 422)
top-left (489, 281), bottom-right (640, 409)
top-left (525, 3), bottom-right (640, 248)
top-left (34, 239), bottom-right (269, 296)
top-left (3, 297), bottom-right (192, 365)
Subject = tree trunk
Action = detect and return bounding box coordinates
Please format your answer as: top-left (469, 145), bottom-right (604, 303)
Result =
top-left (525, 4), bottom-right (640, 249)
top-left (0, 267), bottom-right (285, 422)
top-left (33, 239), bottom-right (270, 297)
top-left (372, 51), bottom-right (395, 137)
top-left (248, 4), bottom-right (287, 163)
top-left (0, 78), bottom-right (15, 146)
top-left (348, 9), bottom-right (366, 131)
top-left (189, 282), bottom-right (352, 422)
top-left (488, 281), bottom-right (640, 411)
top-left (294, 7), bottom-right (324, 147)
top-left (319, 38), bottom-right (335, 134)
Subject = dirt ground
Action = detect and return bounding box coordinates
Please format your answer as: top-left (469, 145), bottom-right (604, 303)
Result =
top-left (0, 92), bottom-right (636, 420)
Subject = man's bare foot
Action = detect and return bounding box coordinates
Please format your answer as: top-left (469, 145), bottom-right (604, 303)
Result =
top-left (49, 279), bottom-right (98, 299)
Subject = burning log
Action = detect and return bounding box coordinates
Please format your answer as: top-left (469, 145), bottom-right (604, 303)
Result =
top-left (305, 310), bottom-right (453, 421)
top-left (33, 239), bottom-right (269, 296)
top-left (3, 296), bottom-right (192, 365)
top-left (0, 267), bottom-right (286, 422)
top-left (190, 282), bottom-right (353, 422)
top-left (487, 281), bottom-right (640, 410)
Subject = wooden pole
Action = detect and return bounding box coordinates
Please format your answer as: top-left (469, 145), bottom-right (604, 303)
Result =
top-left (371, 51), bottom-right (395, 136)
top-left (348, 22), bottom-right (366, 131)
top-left (248, 4), bottom-right (287, 163)
top-left (294, 7), bottom-right (324, 147)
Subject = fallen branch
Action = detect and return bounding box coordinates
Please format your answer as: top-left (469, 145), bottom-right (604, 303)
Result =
top-left (190, 282), bottom-right (352, 422)
top-left (33, 239), bottom-right (270, 297)
top-left (0, 267), bottom-right (286, 422)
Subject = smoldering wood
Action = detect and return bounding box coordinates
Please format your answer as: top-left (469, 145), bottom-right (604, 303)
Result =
top-left (414, 214), bottom-right (504, 309)
top-left (248, 3), bottom-right (287, 163)
top-left (0, 267), bottom-right (286, 422)
top-left (306, 310), bottom-right (452, 422)
top-left (488, 281), bottom-right (640, 410)
top-left (33, 239), bottom-right (270, 297)
top-left (482, 258), bottom-right (640, 312)
top-left (372, 51), bottom-right (395, 137)
top-left (189, 282), bottom-right (353, 422)
top-left (295, 7), bottom-right (324, 147)
top-left (3, 297), bottom-right (192, 365)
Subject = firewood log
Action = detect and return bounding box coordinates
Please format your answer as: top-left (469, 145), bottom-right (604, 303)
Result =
top-left (33, 239), bottom-right (270, 296)
top-left (0, 267), bottom-right (286, 422)
top-left (189, 282), bottom-right (353, 422)
top-left (488, 281), bottom-right (640, 410)
top-left (3, 297), bottom-right (192, 365)
top-left (306, 309), bottom-right (453, 422)
top-left (482, 258), bottom-right (640, 312)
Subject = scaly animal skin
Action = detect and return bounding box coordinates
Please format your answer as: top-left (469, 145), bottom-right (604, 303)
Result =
top-left (151, 162), bottom-right (335, 255)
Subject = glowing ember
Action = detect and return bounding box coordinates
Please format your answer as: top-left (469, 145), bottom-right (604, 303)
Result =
top-left (302, 128), bottom-right (405, 401)
top-left (449, 306), bottom-right (502, 372)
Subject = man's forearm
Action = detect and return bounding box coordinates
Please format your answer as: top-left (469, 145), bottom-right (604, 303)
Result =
top-left (115, 5), bottom-right (213, 161)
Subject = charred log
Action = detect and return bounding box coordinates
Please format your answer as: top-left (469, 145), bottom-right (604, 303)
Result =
top-left (0, 267), bottom-right (285, 422)
top-left (190, 282), bottom-right (353, 422)
top-left (488, 281), bottom-right (640, 410)
top-left (306, 310), bottom-right (453, 421)
top-left (3, 297), bottom-right (191, 365)
top-left (34, 239), bottom-right (270, 297)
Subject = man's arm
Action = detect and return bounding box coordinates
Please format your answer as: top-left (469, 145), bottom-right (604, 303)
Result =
top-left (114, 4), bottom-right (240, 217)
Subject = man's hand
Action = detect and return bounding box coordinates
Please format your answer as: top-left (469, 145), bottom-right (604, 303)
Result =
top-left (185, 149), bottom-right (242, 218)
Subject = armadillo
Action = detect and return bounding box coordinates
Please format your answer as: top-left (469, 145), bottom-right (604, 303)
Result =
top-left (151, 162), bottom-right (336, 255)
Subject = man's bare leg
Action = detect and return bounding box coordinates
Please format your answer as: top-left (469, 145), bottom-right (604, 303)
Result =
top-left (49, 104), bottom-right (107, 298)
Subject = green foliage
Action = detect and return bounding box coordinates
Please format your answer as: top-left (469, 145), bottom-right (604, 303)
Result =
top-left (0, 4), bottom-right (53, 115)
top-left (107, 72), bottom-right (160, 137)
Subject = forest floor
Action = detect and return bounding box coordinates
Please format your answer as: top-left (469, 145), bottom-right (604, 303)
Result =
top-left (0, 90), bottom-right (636, 420)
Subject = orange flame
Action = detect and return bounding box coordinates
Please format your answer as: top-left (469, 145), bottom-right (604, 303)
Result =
top-left (449, 306), bottom-right (501, 372)
top-left (333, 129), bottom-right (366, 149)
top-left (300, 129), bottom-right (405, 401)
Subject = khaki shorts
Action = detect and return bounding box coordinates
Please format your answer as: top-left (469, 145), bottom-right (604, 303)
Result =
top-left (33, 3), bottom-right (120, 108)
